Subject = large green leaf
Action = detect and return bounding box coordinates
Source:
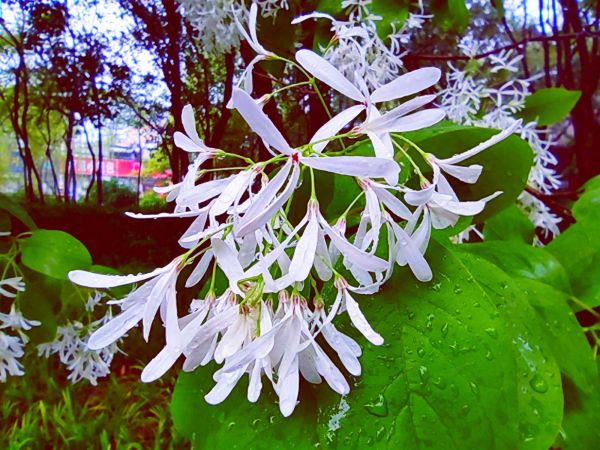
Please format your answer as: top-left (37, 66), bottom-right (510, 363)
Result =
top-left (454, 252), bottom-right (563, 450)
top-left (517, 278), bottom-right (597, 393)
top-left (516, 88), bottom-right (581, 126)
top-left (19, 230), bottom-right (92, 280)
top-left (460, 241), bottom-right (571, 292)
top-left (318, 241), bottom-right (520, 449)
top-left (0, 193), bottom-right (37, 230)
top-left (170, 363), bottom-right (318, 449)
top-left (483, 204), bottom-right (535, 244)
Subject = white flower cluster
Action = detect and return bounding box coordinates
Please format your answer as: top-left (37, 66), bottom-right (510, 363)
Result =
top-left (440, 41), bottom-right (562, 236)
top-left (69, 5), bottom-right (516, 416)
top-left (294, 1), bottom-right (431, 89)
top-left (38, 292), bottom-right (122, 386)
top-left (0, 276), bottom-right (39, 382)
top-left (180, 0), bottom-right (288, 54)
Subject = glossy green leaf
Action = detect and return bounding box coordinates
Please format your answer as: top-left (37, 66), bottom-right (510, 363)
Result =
top-left (20, 230), bottom-right (92, 280)
top-left (455, 252), bottom-right (563, 450)
top-left (318, 240), bottom-right (520, 449)
top-left (516, 88), bottom-right (581, 126)
top-left (483, 204), bottom-right (535, 243)
top-left (170, 363), bottom-right (318, 449)
top-left (0, 193), bottom-right (37, 230)
top-left (459, 241), bottom-right (570, 292)
top-left (517, 278), bottom-right (597, 393)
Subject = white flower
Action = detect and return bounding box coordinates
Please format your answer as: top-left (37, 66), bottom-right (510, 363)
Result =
top-left (0, 277), bottom-right (25, 298)
top-left (231, 87), bottom-right (401, 185)
top-left (38, 318), bottom-right (120, 386)
top-left (0, 331), bottom-right (25, 382)
top-left (69, 257), bottom-right (183, 348)
top-left (295, 49), bottom-right (444, 158)
top-left (0, 304), bottom-right (40, 332)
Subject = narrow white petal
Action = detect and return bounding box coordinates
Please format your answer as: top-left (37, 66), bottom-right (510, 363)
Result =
top-left (371, 68), bottom-right (442, 103)
top-left (142, 271), bottom-right (173, 341)
top-left (232, 88), bottom-right (292, 154)
top-left (235, 162), bottom-right (300, 237)
top-left (125, 210), bottom-right (199, 219)
top-left (301, 155), bottom-right (399, 186)
top-left (288, 213), bottom-right (319, 282)
top-left (87, 303), bottom-right (143, 350)
top-left (319, 216), bottom-right (388, 272)
top-left (185, 250), bottom-right (213, 288)
top-left (291, 12), bottom-right (335, 24)
top-left (344, 290), bottom-right (383, 345)
top-left (247, 362), bottom-right (263, 402)
top-left (314, 228), bottom-right (333, 281)
top-left (174, 132), bottom-right (210, 153)
top-left (69, 264), bottom-right (172, 289)
top-left (313, 344), bottom-right (350, 394)
top-left (373, 186), bottom-right (413, 220)
top-left (205, 370), bottom-right (245, 405)
top-left (438, 120), bottom-right (522, 165)
top-left (367, 108), bottom-right (446, 134)
top-left (438, 163), bottom-right (483, 184)
top-left (310, 105), bottom-right (365, 153)
top-left (322, 323), bottom-right (361, 376)
top-left (181, 105), bottom-right (202, 145)
top-left (278, 355), bottom-right (300, 417)
top-left (235, 160), bottom-right (291, 234)
top-left (363, 95), bottom-right (437, 133)
top-left (366, 131), bottom-right (394, 159)
top-left (212, 238), bottom-right (245, 295)
top-left (210, 169), bottom-right (255, 217)
top-left (295, 49), bottom-right (364, 102)
top-left (391, 221), bottom-right (433, 282)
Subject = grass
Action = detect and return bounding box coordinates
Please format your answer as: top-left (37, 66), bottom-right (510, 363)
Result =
top-left (0, 345), bottom-right (189, 449)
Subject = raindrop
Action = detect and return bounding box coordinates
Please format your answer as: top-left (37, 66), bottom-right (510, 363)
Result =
top-left (484, 328), bottom-right (498, 339)
top-left (419, 365), bottom-right (429, 384)
top-left (469, 382), bottom-right (479, 395)
top-left (460, 404), bottom-right (470, 416)
top-left (364, 394), bottom-right (388, 417)
top-left (417, 348), bottom-right (425, 358)
top-left (453, 286), bottom-right (463, 294)
top-left (227, 422), bottom-right (236, 430)
top-left (441, 323), bottom-right (449, 336)
top-left (485, 350), bottom-right (494, 361)
top-left (433, 377), bottom-right (447, 390)
top-left (529, 374), bottom-right (549, 393)
top-left (376, 426), bottom-right (386, 441)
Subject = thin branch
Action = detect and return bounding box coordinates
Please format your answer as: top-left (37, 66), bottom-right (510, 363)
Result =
top-left (410, 31), bottom-right (600, 61)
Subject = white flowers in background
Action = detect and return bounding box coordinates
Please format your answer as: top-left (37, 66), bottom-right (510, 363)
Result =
top-left (0, 332), bottom-right (25, 382)
top-left (294, 1), bottom-right (431, 89)
top-left (180, 0), bottom-right (287, 54)
top-left (67, 4), bottom-right (517, 416)
top-left (0, 275), bottom-right (39, 382)
top-left (37, 291), bottom-right (122, 386)
top-left (440, 42), bottom-right (563, 237)
top-left (0, 276), bottom-right (25, 298)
